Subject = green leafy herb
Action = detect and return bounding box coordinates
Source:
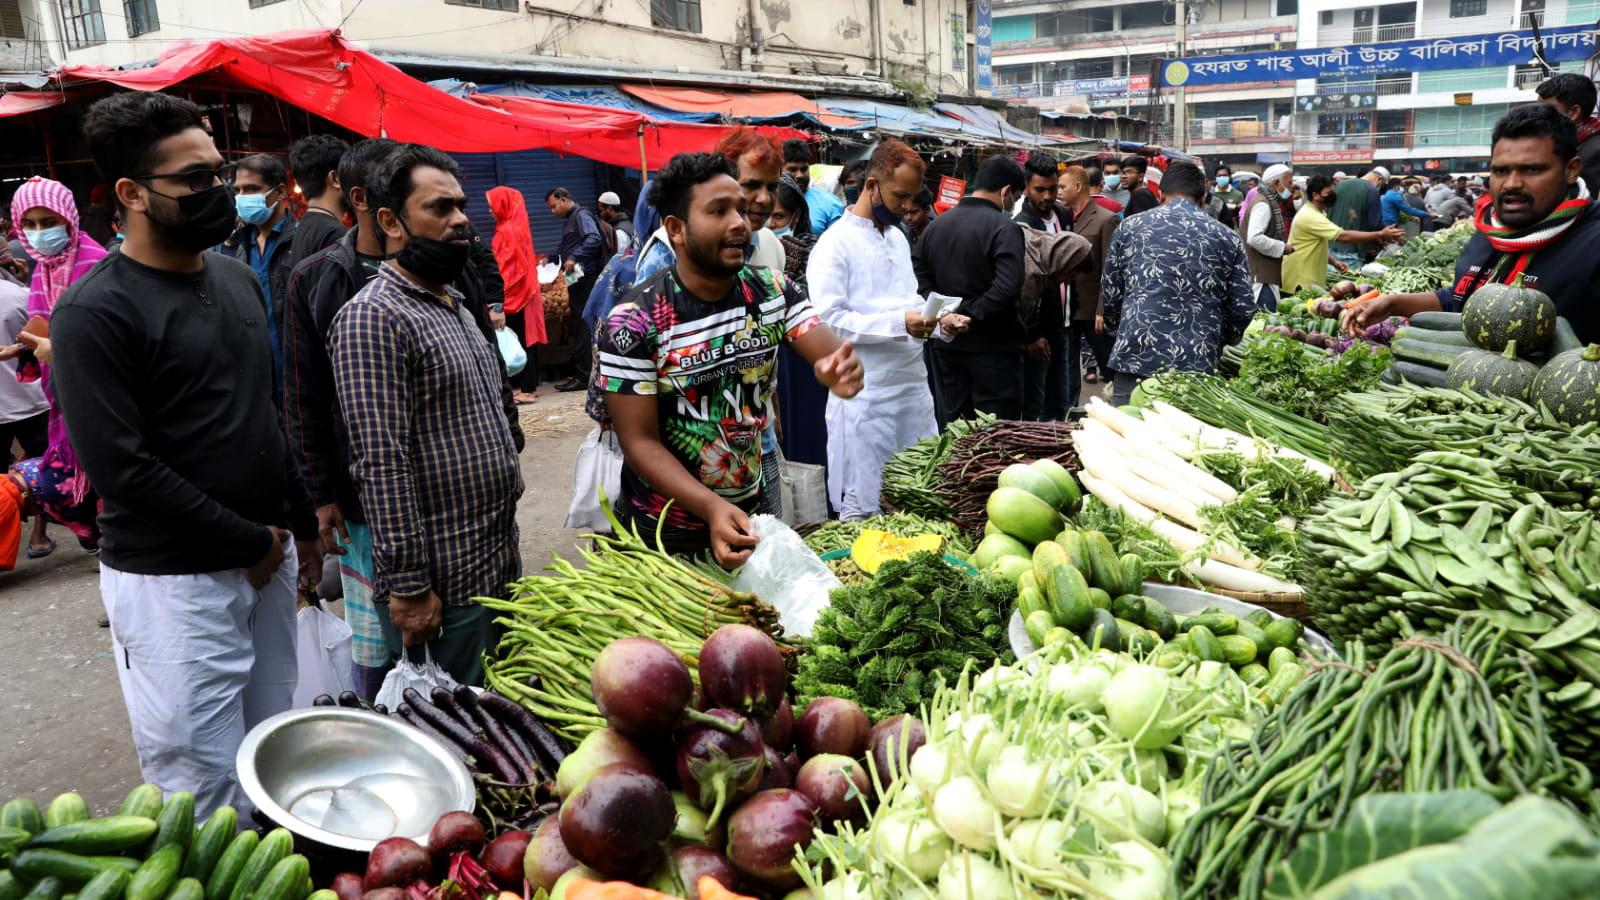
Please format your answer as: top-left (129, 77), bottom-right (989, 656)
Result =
top-left (794, 553), bottom-right (1014, 719)
top-left (1232, 333), bottom-right (1392, 423)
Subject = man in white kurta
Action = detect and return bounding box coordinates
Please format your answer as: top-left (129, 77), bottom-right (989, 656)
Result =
top-left (806, 140), bottom-right (966, 519)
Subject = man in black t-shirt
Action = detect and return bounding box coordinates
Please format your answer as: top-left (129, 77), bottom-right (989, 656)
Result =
top-left (287, 133), bottom-right (350, 269)
top-left (52, 92), bottom-right (319, 816)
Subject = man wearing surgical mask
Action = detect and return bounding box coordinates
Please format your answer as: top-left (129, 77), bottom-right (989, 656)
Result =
top-left (219, 153), bottom-right (297, 388)
top-left (1100, 165), bottom-right (1131, 211)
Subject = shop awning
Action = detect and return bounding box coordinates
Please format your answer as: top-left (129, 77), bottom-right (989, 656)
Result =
top-left (618, 84), bottom-right (866, 129)
top-left (430, 79), bottom-right (717, 123)
top-left (40, 29), bottom-right (799, 165)
top-left (933, 102), bottom-right (1054, 145)
top-left (814, 97), bottom-right (1003, 143)
top-left (0, 91), bottom-right (66, 117)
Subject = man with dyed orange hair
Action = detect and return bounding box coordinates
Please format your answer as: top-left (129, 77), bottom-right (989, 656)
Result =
top-left (715, 127), bottom-right (787, 272)
top-left (808, 139), bottom-right (968, 519)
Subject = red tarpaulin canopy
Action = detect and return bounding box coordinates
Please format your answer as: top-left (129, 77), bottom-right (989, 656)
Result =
top-left (38, 29), bottom-right (802, 166)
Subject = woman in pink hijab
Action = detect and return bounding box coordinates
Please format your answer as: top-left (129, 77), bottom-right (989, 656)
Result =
top-left (0, 177), bottom-right (107, 554)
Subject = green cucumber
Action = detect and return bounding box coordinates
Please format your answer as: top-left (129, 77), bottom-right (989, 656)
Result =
top-left (1110, 594), bottom-right (1146, 623)
top-left (127, 845), bottom-right (183, 900)
top-left (1054, 531), bottom-right (1090, 575)
top-left (306, 891), bottom-right (337, 900)
top-left (250, 855), bottom-right (310, 900)
top-left (1016, 586), bottom-right (1047, 621)
top-left (1024, 610), bottom-right (1055, 648)
top-left (226, 829), bottom-right (292, 900)
top-left (68, 871), bottom-right (124, 900)
top-left (1, 824), bottom-right (29, 852)
top-left (1086, 587), bottom-right (1112, 611)
top-left (1238, 663), bottom-right (1270, 686)
top-left (181, 808), bottom-right (237, 884)
top-left (1179, 613), bottom-right (1238, 636)
top-left (9, 850), bottom-right (141, 887)
top-left (26, 817), bottom-right (159, 855)
top-left (3, 798), bottom-right (46, 837)
top-left (1085, 608), bottom-right (1121, 652)
top-left (166, 879), bottom-right (205, 900)
top-left (1119, 620), bottom-right (1160, 655)
top-left (1188, 625), bottom-right (1223, 662)
top-left (1116, 553), bottom-right (1145, 598)
top-left (0, 872), bottom-right (25, 900)
top-left (1408, 310), bottom-right (1464, 331)
top-left (117, 787), bottom-right (163, 823)
top-left (1080, 530), bottom-right (1124, 596)
top-left (1234, 621), bottom-right (1271, 661)
top-left (22, 878), bottom-right (64, 900)
top-left (1047, 565), bottom-right (1094, 630)
top-left (204, 831), bottom-right (258, 900)
top-left (1243, 609), bottom-right (1274, 629)
top-left (1394, 326), bottom-right (1473, 347)
top-left (1218, 634), bottom-right (1259, 666)
top-left (1263, 617), bottom-right (1304, 650)
top-left (43, 795), bottom-right (89, 830)
top-left (1268, 646), bottom-right (1298, 675)
top-left (1388, 361), bottom-right (1450, 388)
top-left (1392, 338), bottom-right (1471, 369)
top-left (1140, 601), bottom-right (1178, 641)
top-left (148, 793), bottom-right (195, 856)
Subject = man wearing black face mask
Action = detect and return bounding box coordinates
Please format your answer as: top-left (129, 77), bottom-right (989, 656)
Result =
top-left (328, 144), bottom-right (522, 687)
top-left (50, 91), bottom-right (320, 815)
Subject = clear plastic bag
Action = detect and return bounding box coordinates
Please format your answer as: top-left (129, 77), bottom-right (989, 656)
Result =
top-left (292, 601), bottom-right (353, 708)
top-left (731, 515), bottom-right (841, 638)
top-left (374, 644), bottom-right (461, 711)
top-left (565, 427), bottom-right (624, 531)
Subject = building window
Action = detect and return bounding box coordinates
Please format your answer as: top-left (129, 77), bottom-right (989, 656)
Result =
top-left (652, 0), bottom-right (701, 32)
top-left (998, 64), bottom-right (1034, 85)
top-left (1450, 0), bottom-right (1487, 16)
top-left (1077, 59), bottom-right (1114, 79)
top-left (1120, 1), bottom-right (1168, 29)
top-left (124, 0), bottom-right (158, 36)
top-left (1277, 0), bottom-right (1298, 15)
top-left (444, 0), bottom-right (517, 8)
top-left (61, 0), bottom-right (105, 48)
top-left (1319, 10), bottom-right (1333, 24)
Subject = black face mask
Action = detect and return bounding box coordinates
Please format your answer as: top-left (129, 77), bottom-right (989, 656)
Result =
top-left (146, 183), bottom-right (237, 254)
top-left (870, 186), bottom-right (903, 228)
top-left (842, 182), bottom-right (862, 205)
top-left (393, 219), bottom-right (471, 286)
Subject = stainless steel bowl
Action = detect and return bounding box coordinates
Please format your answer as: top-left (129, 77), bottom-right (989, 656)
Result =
top-left (237, 707), bottom-right (475, 853)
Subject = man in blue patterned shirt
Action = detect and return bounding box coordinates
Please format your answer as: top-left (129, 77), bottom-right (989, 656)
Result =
top-left (1100, 162), bottom-right (1255, 405)
top-left (329, 145), bottom-right (523, 686)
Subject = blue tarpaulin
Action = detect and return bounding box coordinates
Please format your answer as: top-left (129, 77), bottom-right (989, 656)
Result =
top-left (934, 102), bottom-right (1056, 145)
top-left (426, 79), bottom-right (716, 122)
top-left (815, 97), bottom-right (999, 140)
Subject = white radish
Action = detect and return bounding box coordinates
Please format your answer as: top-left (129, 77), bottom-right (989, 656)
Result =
top-left (1077, 471), bottom-right (1157, 523)
top-left (1148, 517), bottom-right (1261, 572)
top-left (1084, 396), bottom-right (1145, 436)
top-left (1183, 557), bottom-right (1302, 595)
top-left (1077, 427), bottom-right (1218, 513)
top-left (1081, 416), bottom-right (1233, 502)
top-left (1149, 402), bottom-right (1337, 481)
top-left (1126, 441), bottom-right (1237, 503)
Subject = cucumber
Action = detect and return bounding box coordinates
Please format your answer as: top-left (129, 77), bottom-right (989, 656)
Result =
top-left (148, 793), bottom-right (195, 856)
top-left (1263, 617), bottom-right (1304, 650)
top-left (1188, 625), bottom-right (1223, 662)
top-left (1015, 586), bottom-right (1047, 621)
top-left (68, 871), bottom-right (124, 900)
top-left (22, 878), bottom-right (63, 900)
top-left (1086, 587), bottom-right (1112, 611)
top-left (0, 872), bottom-right (25, 900)
top-left (1140, 601), bottom-right (1178, 641)
top-left (181, 808), bottom-right (236, 884)
top-left (1116, 553), bottom-right (1145, 598)
top-left (1046, 566), bottom-right (1094, 631)
top-left (1, 824), bottom-right (29, 852)
top-left (1394, 326), bottom-right (1473, 347)
top-left (1408, 310), bottom-right (1464, 331)
top-left (1244, 609), bottom-right (1274, 629)
top-left (1120, 621), bottom-right (1159, 655)
top-left (1234, 621), bottom-right (1271, 661)
top-left (1085, 609), bottom-right (1121, 652)
top-left (1218, 634), bottom-right (1259, 666)
top-left (1054, 530), bottom-right (1089, 575)
top-left (1180, 613), bottom-right (1238, 636)
top-left (43, 795), bottom-right (89, 830)
top-left (1081, 530), bottom-right (1124, 596)
top-left (127, 845), bottom-right (183, 900)
top-left (1110, 593), bottom-right (1146, 623)
top-left (1268, 646), bottom-right (1298, 676)
top-left (1388, 361), bottom-right (1450, 388)
top-left (306, 891), bottom-right (337, 900)
top-left (9, 850), bottom-right (141, 887)
top-left (1024, 610), bottom-right (1054, 648)
top-left (118, 787), bottom-right (164, 823)
top-left (250, 855), bottom-right (309, 900)
top-left (1392, 338), bottom-right (1471, 369)
top-left (166, 879), bottom-right (205, 900)
top-left (226, 829), bottom-right (292, 900)
top-left (204, 832), bottom-right (258, 900)
top-left (1238, 663), bottom-right (1270, 686)
top-left (3, 798), bottom-right (46, 838)
top-left (26, 817), bottom-right (159, 855)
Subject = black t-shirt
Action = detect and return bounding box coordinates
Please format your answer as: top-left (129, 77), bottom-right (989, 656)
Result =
top-left (50, 251), bottom-right (316, 574)
top-left (292, 209), bottom-right (348, 271)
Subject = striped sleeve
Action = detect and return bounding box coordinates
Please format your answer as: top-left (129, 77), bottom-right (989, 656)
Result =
top-left (779, 274), bottom-right (821, 341)
top-left (598, 301), bottom-right (659, 396)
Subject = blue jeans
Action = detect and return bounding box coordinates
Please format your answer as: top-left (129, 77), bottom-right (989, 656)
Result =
top-left (1022, 331), bottom-right (1073, 421)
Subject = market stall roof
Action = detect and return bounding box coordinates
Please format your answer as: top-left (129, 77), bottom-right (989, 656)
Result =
top-left (429, 79), bottom-right (716, 123)
top-left (933, 102), bottom-right (1053, 145)
top-left (0, 92), bottom-right (65, 116)
top-left (814, 96), bottom-right (1013, 144)
top-left (617, 84), bottom-right (867, 130)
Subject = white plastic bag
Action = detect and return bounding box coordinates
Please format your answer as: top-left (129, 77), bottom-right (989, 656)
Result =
top-left (782, 460), bottom-right (830, 525)
top-left (496, 327), bottom-right (528, 376)
top-left (375, 644), bottom-right (461, 712)
top-left (292, 602), bottom-right (353, 708)
top-left (565, 426), bottom-right (624, 531)
top-left (731, 515), bottom-right (841, 638)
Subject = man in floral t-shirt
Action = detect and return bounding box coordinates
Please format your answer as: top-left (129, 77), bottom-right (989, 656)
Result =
top-left (600, 152), bottom-right (863, 567)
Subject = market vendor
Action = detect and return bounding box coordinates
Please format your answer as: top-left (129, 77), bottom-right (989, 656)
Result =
top-left (1346, 104), bottom-right (1600, 344)
top-left (599, 152), bottom-right (863, 569)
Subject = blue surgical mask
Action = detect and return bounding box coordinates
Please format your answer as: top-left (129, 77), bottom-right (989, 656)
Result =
top-left (1104, 174), bottom-right (1122, 190)
top-left (25, 225), bottom-right (71, 258)
top-left (772, 226), bottom-right (792, 238)
top-left (235, 193), bottom-right (275, 226)
top-left (1278, 187), bottom-right (1292, 200)
top-left (1216, 176), bottom-right (1231, 188)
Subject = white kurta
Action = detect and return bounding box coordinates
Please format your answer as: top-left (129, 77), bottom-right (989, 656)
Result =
top-left (806, 211), bottom-right (937, 520)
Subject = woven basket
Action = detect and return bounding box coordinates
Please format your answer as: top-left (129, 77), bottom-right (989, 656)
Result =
top-left (1207, 586), bottom-right (1310, 622)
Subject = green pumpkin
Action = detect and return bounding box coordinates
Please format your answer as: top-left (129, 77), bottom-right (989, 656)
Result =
top-left (1532, 343), bottom-right (1600, 425)
top-left (1461, 278), bottom-right (1557, 354)
top-left (1445, 338), bottom-right (1541, 401)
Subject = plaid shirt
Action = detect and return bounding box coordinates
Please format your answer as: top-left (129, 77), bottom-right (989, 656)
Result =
top-left (329, 264), bottom-right (523, 606)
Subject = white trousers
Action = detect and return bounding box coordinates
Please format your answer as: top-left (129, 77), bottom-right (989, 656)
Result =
top-left (101, 545), bottom-right (298, 817)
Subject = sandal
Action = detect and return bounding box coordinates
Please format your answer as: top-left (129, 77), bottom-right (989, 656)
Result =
top-left (1084, 371), bottom-right (1099, 384)
top-left (513, 391), bottom-right (539, 406)
top-left (26, 537), bottom-right (56, 559)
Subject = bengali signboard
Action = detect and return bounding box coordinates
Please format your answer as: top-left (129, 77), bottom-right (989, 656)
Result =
top-left (1161, 24), bottom-right (1595, 88)
top-left (936, 176), bottom-right (966, 212)
top-left (976, 0), bottom-right (993, 91)
top-left (1291, 149), bottom-right (1376, 164)
top-left (1295, 93), bottom-right (1378, 112)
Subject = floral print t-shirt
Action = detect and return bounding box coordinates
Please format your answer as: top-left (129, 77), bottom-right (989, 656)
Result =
top-left (599, 265), bottom-right (819, 547)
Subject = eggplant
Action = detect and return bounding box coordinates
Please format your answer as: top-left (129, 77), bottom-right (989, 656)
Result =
top-left (402, 689), bottom-right (480, 755)
top-left (478, 692), bottom-right (570, 773)
top-left (455, 686), bottom-right (536, 783)
top-left (338, 691), bottom-right (365, 709)
top-left (396, 703), bottom-right (470, 763)
top-left (429, 687), bottom-right (477, 732)
top-left (313, 694), bottom-right (338, 707)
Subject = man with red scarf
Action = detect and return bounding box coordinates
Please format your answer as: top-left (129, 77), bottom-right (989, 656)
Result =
top-left (1346, 104), bottom-right (1599, 345)
top-left (1536, 73), bottom-right (1600, 199)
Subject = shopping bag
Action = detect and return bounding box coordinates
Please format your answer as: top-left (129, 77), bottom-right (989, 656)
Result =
top-left (564, 426), bottom-right (624, 531)
top-left (374, 644), bottom-right (461, 712)
top-left (731, 515), bottom-right (841, 638)
top-left (292, 601), bottom-right (354, 708)
top-left (496, 327), bottom-right (528, 376)
top-left (782, 460), bottom-right (830, 525)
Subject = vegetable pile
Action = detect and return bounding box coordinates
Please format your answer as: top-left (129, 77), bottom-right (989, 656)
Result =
top-left (1220, 332), bottom-right (1391, 424)
top-left (792, 553), bottom-right (1013, 720)
top-left (1133, 373), bottom-right (1332, 468)
top-left (881, 418), bottom-right (1078, 535)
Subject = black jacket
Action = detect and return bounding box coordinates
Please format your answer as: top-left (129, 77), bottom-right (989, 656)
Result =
top-left (913, 196), bottom-right (1028, 354)
top-left (282, 230), bottom-right (523, 524)
top-left (219, 215), bottom-right (298, 353)
top-left (1125, 187), bottom-right (1159, 216)
top-left (1580, 133), bottom-right (1600, 210)
top-left (1440, 200), bottom-right (1600, 345)
top-left (1014, 202), bottom-right (1075, 339)
top-left (290, 209), bottom-right (347, 272)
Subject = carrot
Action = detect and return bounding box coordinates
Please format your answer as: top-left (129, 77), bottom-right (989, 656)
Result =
top-left (1346, 289), bottom-right (1382, 307)
top-left (696, 877), bottom-right (758, 900)
top-left (565, 879), bottom-right (677, 900)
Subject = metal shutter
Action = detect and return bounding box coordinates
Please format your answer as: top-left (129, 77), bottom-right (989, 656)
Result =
top-left (451, 149), bottom-right (601, 260)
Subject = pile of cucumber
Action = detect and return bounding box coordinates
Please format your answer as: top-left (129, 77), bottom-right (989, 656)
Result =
top-left (1, 788), bottom-right (325, 900)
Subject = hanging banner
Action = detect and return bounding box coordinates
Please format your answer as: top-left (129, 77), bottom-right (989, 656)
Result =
top-left (951, 11), bottom-right (964, 72)
top-left (936, 176), bottom-right (966, 212)
top-left (1161, 23), bottom-right (1596, 88)
top-left (1295, 93), bottom-right (1378, 112)
top-left (976, 0), bottom-right (994, 91)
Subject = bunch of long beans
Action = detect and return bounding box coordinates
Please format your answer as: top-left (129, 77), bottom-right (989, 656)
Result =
top-left (1136, 371), bottom-right (1331, 465)
top-left (1329, 383), bottom-right (1600, 512)
top-left (1168, 618), bottom-right (1598, 900)
top-left (481, 519), bottom-right (788, 744)
top-left (880, 417), bottom-right (993, 518)
top-left (931, 420), bottom-right (1078, 534)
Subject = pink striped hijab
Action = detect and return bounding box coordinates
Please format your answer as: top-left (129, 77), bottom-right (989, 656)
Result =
top-left (10, 177), bottom-right (107, 317)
